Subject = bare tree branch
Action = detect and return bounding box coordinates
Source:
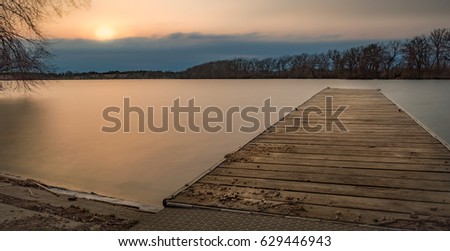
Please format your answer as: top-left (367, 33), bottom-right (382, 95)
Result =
top-left (0, 0), bottom-right (89, 92)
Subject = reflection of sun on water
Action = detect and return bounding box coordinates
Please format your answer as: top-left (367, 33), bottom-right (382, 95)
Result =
top-left (95, 26), bottom-right (116, 40)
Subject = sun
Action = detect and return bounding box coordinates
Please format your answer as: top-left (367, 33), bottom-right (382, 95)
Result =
top-left (95, 26), bottom-right (116, 40)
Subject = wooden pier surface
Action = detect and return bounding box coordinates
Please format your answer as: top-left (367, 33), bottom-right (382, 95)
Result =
top-left (166, 88), bottom-right (450, 230)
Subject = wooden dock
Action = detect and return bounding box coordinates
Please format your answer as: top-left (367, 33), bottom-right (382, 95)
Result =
top-left (165, 88), bottom-right (450, 230)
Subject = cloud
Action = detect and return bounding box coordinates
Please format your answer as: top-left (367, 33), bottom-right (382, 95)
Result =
top-left (50, 33), bottom-right (384, 72)
top-left (166, 32), bottom-right (239, 40)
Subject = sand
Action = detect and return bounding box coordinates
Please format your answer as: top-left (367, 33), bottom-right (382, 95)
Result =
top-left (0, 174), bottom-right (151, 230)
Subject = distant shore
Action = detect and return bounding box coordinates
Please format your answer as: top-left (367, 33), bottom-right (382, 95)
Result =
top-left (4, 72), bottom-right (450, 82)
top-left (2, 28), bottom-right (450, 83)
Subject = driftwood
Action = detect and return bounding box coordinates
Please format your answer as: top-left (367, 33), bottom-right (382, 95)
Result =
top-left (370, 219), bottom-right (399, 226)
top-left (28, 188), bottom-right (39, 198)
top-left (33, 181), bottom-right (60, 197)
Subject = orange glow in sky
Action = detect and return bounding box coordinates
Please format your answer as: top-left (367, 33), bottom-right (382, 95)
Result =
top-left (94, 26), bottom-right (116, 40)
top-left (44, 0), bottom-right (450, 41)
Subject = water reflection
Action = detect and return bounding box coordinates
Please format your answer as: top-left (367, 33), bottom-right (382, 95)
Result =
top-left (0, 98), bottom-right (47, 174)
top-left (0, 79), bottom-right (449, 207)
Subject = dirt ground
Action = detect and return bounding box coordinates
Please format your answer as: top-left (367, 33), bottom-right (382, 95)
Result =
top-left (0, 175), bottom-right (153, 230)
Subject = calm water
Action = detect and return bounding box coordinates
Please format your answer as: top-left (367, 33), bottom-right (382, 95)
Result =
top-left (0, 79), bottom-right (449, 207)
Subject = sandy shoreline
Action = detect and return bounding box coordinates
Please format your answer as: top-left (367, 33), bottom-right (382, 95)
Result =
top-left (0, 174), bottom-right (154, 230)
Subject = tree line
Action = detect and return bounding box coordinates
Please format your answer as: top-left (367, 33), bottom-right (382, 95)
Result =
top-left (3, 27), bottom-right (450, 85)
top-left (51, 28), bottom-right (450, 80)
top-left (182, 28), bottom-right (450, 79)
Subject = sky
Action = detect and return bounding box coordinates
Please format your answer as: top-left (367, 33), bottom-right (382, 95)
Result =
top-left (44, 0), bottom-right (450, 72)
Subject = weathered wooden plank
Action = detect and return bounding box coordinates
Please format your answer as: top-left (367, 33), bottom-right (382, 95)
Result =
top-left (241, 155), bottom-right (450, 172)
top-left (251, 140), bottom-right (448, 158)
top-left (278, 121), bottom-right (413, 127)
top-left (254, 138), bottom-right (449, 150)
top-left (173, 185), bottom-right (449, 230)
top-left (235, 151), bottom-right (450, 166)
top-left (219, 162), bottom-right (450, 181)
top-left (272, 126), bottom-right (428, 133)
top-left (257, 134), bottom-right (441, 144)
top-left (268, 128), bottom-right (432, 135)
top-left (247, 142), bottom-right (450, 157)
top-left (178, 183), bottom-right (450, 217)
top-left (197, 175), bottom-right (450, 204)
top-left (279, 120), bottom-right (423, 126)
top-left (257, 136), bottom-right (443, 145)
top-left (210, 167), bottom-right (450, 191)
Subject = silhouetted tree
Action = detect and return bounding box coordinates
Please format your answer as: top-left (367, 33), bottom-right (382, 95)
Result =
top-left (342, 47), bottom-right (362, 78)
top-left (429, 28), bottom-right (449, 72)
top-left (327, 49), bottom-right (343, 77)
top-left (289, 54), bottom-right (308, 78)
top-left (382, 40), bottom-right (403, 79)
top-left (403, 35), bottom-right (432, 78)
top-left (445, 31), bottom-right (450, 64)
top-left (0, 0), bottom-right (89, 91)
top-left (360, 43), bottom-right (384, 78)
top-left (274, 56), bottom-right (292, 77)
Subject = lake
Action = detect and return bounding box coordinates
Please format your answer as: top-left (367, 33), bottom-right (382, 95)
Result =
top-left (0, 79), bottom-right (449, 208)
